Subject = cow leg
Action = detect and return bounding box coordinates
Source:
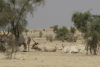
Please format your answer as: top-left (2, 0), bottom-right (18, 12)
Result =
top-left (90, 46), bottom-right (92, 54)
top-left (28, 44), bottom-right (30, 52)
top-left (16, 45), bottom-right (19, 52)
top-left (86, 45), bottom-right (88, 55)
top-left (23, 43), bottom-right (27, 52)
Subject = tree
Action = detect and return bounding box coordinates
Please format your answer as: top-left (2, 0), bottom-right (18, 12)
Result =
top-left (53, 25), bottom-right (58, 34)
top-left (25, 29), bottom-right (29, 35)
top-left (0, 0), bottom-right (45, 59)
top-left (72, 11), bottom-right (91, 33)
top-left (0, 0), bottom-right (45, 38)
top-left (72, 10), bottom-right (100, 55)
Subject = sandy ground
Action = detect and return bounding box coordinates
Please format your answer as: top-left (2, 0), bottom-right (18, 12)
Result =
top-left (0, 30), bottom-right (100, 67)
top-left (0, 39), bottom-right (100, 67)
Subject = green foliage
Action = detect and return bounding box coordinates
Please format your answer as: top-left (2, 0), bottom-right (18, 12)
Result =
top-left (9, 24), bottom-right (25, 35)
top-left (46, 35), bottom-right (53, 42)
top-left (39, 31), bottom-right (43, 38)
top-left (0, 0), bottom-right (45, 38)
top-left (65, 32), bottom-right (78, 42)
top-left (55, 26), bottom-right (69, 40)
top-left (53, 25), bottom-right (58, 34)
top-left (25, 29), bottom-right (29, 35)
top-left (25, 29), bottom-right (29, 33)
top-left (70, 26), bottom-right (76, 34)
top-left (72, 11), bottom-right (91, 33)
top-left (72, 10), bottom-right (100, 55)
top-left (0, 0), bottom-right (45, 58)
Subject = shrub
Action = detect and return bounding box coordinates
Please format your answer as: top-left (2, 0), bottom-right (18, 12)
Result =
top-left (70, 26), bottom-right (76, 34)
top-left (65, 33), bottom-right (78, 42)
top-left (43, 29), bottom-right (45, 31)
top-left (55, 26), bottom-right (69, 41)
top-left (46, 35), bottom-right (53, 42)
top-left (39, 31), bottom-right (43, 38)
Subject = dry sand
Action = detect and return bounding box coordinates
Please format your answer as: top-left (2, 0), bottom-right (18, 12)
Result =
top-left (0, 29), bottom-right (100, 67)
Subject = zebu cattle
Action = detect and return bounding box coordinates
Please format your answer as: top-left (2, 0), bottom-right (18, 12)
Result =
top-left (69, 46), bottom-right (79, 53)
top-left (31, 39), bottom-right (57, 52)
top-left (1, 34), bottom-right (31, 52)
top-left (62, 46), bottom-right (70, 53)
top-left (58, 44), bottom-right (65, 50)
top-left (77, 45), bottom-right (86, 53)
top-left (62, 45), bottom-right (85, 53)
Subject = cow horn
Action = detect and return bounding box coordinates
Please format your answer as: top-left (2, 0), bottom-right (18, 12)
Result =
top-left (32, 37), bottom-right (36, 43)
top-left (3, 29), bottom-right (9, 36)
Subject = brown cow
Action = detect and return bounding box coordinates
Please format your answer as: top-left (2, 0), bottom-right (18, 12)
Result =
top-left (31, 39), bottom-right (57, 52)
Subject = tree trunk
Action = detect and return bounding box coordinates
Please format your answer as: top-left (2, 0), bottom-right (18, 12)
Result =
top-left (93, 44), bottom-right (97, 55)
top-left (93, 47), bottom-right (97, 55)
top-left (90, 45), bottom-right (92, 54)
top-left (86, 45), bottom-right (88, 55)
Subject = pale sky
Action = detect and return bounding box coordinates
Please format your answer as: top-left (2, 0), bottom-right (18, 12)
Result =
top-left (27, 0), bottom-right (100, 29)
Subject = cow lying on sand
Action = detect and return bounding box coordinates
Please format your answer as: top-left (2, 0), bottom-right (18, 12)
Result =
top-left (61, 45), bottom-right (86, 53)
top-left (62, 46), bottom-right (78, 53)
top-left (31, 39), bottom-right (57, 52)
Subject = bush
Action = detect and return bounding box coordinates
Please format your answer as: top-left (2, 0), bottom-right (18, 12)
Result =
top-left (65, 33), bottom-right (78, 42)
top-left (70, 26), bottom-right (76, 34)
top-left (53, 25), bottom-right (58, 34)
top-left (55, 26), bottom-right (69, 40)
top-left (46, 35), bottom-right (53, 42)
top-left (39, 31), bottom-right (43, 38)
top-left (43, 29), bottom-right (45, 31)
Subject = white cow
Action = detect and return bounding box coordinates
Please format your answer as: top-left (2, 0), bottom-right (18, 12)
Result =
top-left (62, 46), bottom-right (70, 53)
top-left (69, 46), bottom-right (79, 53)
top-left (77, 45), bottom-right (86, 53)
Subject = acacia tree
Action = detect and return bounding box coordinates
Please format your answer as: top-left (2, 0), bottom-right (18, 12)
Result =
top-left (0, 0), bottom-right (45, 38)
top-left (72, 10), bottom-right (100, 55)
top-left (25, 29), bottom-right (29, 35)
top-left (0, 0), bottom-right (45, 59)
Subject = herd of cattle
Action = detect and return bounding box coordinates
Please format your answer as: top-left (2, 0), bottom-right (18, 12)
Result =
top-left (0, 34), bottom-right (99, 54)
top-left (31, 41), bottom-right (86, 53)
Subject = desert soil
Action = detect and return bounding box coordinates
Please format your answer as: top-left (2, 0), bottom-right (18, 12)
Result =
top-left (0, 29), bottom-right (100, 67)
top-left (0, 39), bottom-right (100, 67)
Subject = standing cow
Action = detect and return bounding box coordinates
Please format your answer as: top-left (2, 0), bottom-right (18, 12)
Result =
top-left (1, 34), bottom-right (31, 52)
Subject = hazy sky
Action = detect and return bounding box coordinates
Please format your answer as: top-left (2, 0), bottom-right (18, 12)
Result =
top-left (27, 0), bottom-right (100, 29)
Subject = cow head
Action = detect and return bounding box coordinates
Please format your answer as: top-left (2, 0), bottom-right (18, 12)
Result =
top-left (31, 42), bottom-right (39, 49)
top-left (1, 34), bottom-right (9, 43)
top-left (31, 37), bottom-right (38, 49)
